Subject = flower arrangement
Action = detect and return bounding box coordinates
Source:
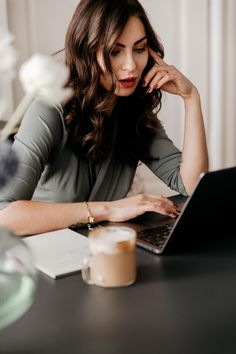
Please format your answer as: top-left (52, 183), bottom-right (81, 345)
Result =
top-left (0, 27), bottom-right (72, 142)
top-left (0, 27), bottom-right (72, 190)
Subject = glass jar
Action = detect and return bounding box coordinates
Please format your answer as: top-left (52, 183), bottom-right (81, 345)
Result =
top-left (0, 228), bottom-right (37, 329)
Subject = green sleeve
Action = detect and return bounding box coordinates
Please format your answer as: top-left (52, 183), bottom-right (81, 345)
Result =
top-left (0, 99), bottom-right (67, 209)
top-left (143, 120), bottom-right (188, 196)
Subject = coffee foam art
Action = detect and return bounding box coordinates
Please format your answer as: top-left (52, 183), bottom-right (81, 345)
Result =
top-left (89, 226), bottom-right (136, 255)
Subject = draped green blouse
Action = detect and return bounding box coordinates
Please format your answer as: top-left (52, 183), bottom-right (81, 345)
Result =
top-left (0, 100), bottom-right (187, 209)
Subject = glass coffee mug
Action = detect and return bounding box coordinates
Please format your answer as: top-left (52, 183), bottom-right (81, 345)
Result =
top-left (81, 226), bottom-right (137, 287)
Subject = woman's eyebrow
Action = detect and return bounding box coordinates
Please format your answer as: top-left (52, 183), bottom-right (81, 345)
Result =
top-left (115, 36), bottom-right (147, 48)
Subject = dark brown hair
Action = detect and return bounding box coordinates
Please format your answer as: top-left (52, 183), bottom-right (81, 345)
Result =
top-left (63, 0), bottom-right (164, 163)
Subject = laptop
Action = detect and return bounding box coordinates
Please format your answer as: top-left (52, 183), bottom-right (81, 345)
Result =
top-left (104, 166), bottom-right (236, 255)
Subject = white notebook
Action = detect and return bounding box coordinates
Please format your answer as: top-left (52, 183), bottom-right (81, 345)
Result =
top-left (24, 228), bottom-right (89, 279)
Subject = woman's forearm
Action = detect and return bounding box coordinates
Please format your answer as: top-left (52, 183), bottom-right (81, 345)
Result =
top-left (180, 88), bottom-right (209, 195)
top-left (0, 193), bottom-right (180, 236)
top-left (0, 200), bottom-right (109, 236)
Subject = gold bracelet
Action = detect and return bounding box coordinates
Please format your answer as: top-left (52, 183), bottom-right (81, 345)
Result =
top-left (84, 201), bottom-right (94, 230)
top-left (69, 201), bottom-right (95, 231)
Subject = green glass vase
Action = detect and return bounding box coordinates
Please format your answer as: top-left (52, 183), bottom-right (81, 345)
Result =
top-left (0, 228), bottom-right (37, 330)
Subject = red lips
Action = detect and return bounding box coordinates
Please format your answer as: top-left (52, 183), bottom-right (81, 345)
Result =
top-left (118, 77), bottom-right (137, 88)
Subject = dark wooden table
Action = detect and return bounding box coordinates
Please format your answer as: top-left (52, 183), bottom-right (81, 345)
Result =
top-left (1, 233), bottom-right (236, 354)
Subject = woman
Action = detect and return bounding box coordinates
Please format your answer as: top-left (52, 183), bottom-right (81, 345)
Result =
top-left (0, 0), bottom-right (208, 236)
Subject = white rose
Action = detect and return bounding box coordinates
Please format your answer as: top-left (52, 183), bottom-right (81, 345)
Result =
top-left (19, 54), bottom-right (72, 105)
top-left (1, 54), bottom-right (73, 141)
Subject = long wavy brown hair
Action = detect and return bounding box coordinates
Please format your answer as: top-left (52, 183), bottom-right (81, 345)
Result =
top-left (63, 0), bottom-right (164, 163)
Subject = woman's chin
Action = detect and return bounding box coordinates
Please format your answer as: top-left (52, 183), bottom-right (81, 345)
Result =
top-left (114, 86), bottom-right (137, 97)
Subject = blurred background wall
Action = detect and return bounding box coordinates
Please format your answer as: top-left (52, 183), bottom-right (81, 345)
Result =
top-left (0, 0), bottom-right (235, 195)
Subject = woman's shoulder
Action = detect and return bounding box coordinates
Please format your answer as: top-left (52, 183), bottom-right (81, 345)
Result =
top-left (23, 99), bottom-right (64, 128)
top-left (17, 99), bottom-right (67, 147)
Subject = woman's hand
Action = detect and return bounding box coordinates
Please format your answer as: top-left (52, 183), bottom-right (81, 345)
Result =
top-left (106, 193), bottom-right (179, 223)
top-left (143, 47), bottom-right (196, 99)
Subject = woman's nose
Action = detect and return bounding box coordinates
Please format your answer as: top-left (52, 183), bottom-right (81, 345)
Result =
top-left (121, 54), bottom-right (136, 71)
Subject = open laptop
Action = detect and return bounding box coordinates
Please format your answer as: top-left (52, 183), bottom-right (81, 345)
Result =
top-left (105, 166), bottom-right (236, 255)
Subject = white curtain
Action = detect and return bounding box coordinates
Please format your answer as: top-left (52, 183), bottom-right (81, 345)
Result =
top-left (144, 0), bottom-right (236, 174)
top-left (137, 0), bottom-right (236, 194)
top-left (0, 0), bottom-right (14, 118)
top-left (208, 0), bottom-right (236, 169)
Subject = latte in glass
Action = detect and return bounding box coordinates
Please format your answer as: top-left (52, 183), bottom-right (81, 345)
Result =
top-left (81, 226), bottom-right (136, 287)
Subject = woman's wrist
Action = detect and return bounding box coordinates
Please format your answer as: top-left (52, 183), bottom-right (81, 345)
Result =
top-left (70, 201), bottom-right (109, 230)
top-left (87, 201), bottom-right (110, 224)
top-left (182, 86), bottom-right (200, 103)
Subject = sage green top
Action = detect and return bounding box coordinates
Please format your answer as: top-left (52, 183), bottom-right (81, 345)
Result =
top-left (0, 100), bottom-right (187, 210)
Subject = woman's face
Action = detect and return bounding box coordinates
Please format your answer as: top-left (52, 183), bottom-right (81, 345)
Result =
top-left (97, 16), bottom-right (149, 96)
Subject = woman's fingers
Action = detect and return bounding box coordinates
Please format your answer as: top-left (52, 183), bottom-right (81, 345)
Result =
top-left (143, 66), bottom-right (169, 90)
top-left (148, 47), bottom-right (166, 65)
top-left (137, 193), bottom-right (177, 212)
top-left (107, 194), bottom-right (180, 223)
top-left (149, 195), bottom-right (179, 218)
top-left (136, 194), bottom-right (179, 218)
top-left (148, 73), bottom-right (172, 93)
top-left (144, 47), bottom-right (194, 97)
top-left (143, 60), bottom-right (175, 93)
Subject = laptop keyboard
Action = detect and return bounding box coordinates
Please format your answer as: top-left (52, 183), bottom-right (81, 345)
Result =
top-left (137, 222), bottom-right (174, 248)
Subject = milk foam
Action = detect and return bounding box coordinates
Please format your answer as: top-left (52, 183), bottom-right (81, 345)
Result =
top-left (89, 227), bottom-right (136, 254)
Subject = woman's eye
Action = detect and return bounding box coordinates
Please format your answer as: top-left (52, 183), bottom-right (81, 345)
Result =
top-left (110, 50), bottom-right (120, 57)
top-left (134, 47), bottom-right (146, 53)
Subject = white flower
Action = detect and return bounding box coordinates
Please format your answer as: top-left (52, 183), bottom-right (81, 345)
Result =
top-left (19, 54), bottom-right (72, 105)
top-left (0, 53), bottom-right (73, 141)
top-left (0, 28), bottom-right (18, 79)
